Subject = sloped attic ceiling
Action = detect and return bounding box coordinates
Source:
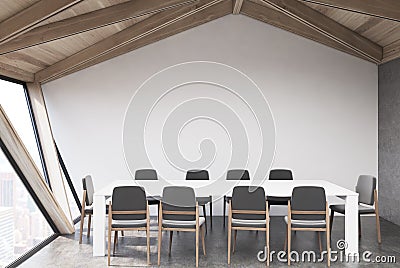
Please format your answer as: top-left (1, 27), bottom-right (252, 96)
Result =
top-left (0, 0), bottom-right (399, 83)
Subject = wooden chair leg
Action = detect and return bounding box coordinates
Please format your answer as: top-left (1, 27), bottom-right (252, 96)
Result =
top-left (327, 228), bottom-right (331, 266)
top-left (266, 226), bottom-right (270, 266)
top-left (108, 228), bottom-right (111, 266)
top-left (113, 231), bottom-right (118, 254)
top-left (374, 189), bottom-right (382, 243)
top-left (168, 231), bottom-right (173, 256)
top-left (87, 214), bottom-right (92, 238)
top-left (79, 191), bottom-right (86, 244)
top-left (228, 224), bottom-right (232, 264)
top-left (157, 227), bottom-right (162, 266)
top-left (288, 225), bottom-right (291, 266)
top-left (376, 212), bottom-right (382, 243)
top-left (158, 202), bottom-right (163, 266)
top-left (318, 232), bottom-right (322, 252)
top-left (232, 230), bottom-right (237, 253)
top-left (196, 225), bottom-right (199, 268)
top-left (79, 212), bottom-right (85, 244)
top-left (201, 225), bottom-right (206, 256)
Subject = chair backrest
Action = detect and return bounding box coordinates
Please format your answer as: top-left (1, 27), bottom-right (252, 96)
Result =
top-left (356, 175), bottom-right (376, 205)
top-left (291, 186), bottom-right (326, 221)
top-left (232, 186), bottom-right (266, 220)
top-left (226, 169), bottom-right (250, 180)
top-left (135, 169), bottom-right (158, 180)
top-left (112, 186), bottom-right (147, 220)
top-left (269, 169), bottom-right (293, 180)
top-left (186, 169), bottom-right (209, 180)
top-left (82, 175), bottom-right (95, 206)
top-left (162, 186), bottom-right (196, 221)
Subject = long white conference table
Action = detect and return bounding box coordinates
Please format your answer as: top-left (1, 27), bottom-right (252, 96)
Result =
top-left (93, 179), bottom-right (358, 257)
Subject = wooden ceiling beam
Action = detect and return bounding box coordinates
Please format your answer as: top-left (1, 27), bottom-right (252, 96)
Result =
top-left (44, 1), bottom-right (231, 83)
top-left (0, 0), bottom-right (81, 45)
top-left (233, 0), bottom-right (244, 14)
top-left (0, 62), bottom-right (34, 82)
top-left (36, 0), bottom-right (231, 83)
top-left (299, 0), bottom-right (400, 22)
top-left (0, 0), bottom-right (199, 55)
top-left (241, 1), bottom-right (373, 62)
top-left (258, 0), bottom-right (382, 62)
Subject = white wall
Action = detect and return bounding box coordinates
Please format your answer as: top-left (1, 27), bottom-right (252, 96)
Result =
top-left (42, 15), bottom-right (378, 215)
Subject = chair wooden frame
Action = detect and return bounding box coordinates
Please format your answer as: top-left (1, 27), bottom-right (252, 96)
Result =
top-left (107, 201), bottom-right (150, 266)
top-left (285, 201), bottom-right (331, 266)
top-left (330, 189), bottom-right (381, 243)
top-left (227, 200), bottom-right (270, 266)
top-left (157, 201), bottom-right (206, 267)
top-left (374, 189), bottom-right (382, 243)
top-left (79, 190), bottom-right (91, 244)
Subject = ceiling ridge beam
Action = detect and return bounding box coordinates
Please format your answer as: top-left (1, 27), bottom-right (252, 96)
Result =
top-left (299, 0), bottom-right (400, 22)
top-left (0, 0), bottom-right (82, 45)
top-left (241, 1), bottom-right (373, 62)
top-left (259, 0), bottom-right (382, 63)
top-left (43, 0), bottom-right (232, 83)
top-left (233, 0), bottom-right (244, 14)
top-left (0, 0), bottom-right (199, 55)
top-left (35, 0), bottom-right (229, 83)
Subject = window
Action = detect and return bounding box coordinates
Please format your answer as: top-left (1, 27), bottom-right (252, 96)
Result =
top-left (0, 79), bottom-right (53, 267)
top-left (0, 80), bottom-right (44, 178)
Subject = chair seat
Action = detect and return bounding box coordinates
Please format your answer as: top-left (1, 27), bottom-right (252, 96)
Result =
top-left (111, 219), bottom-right (147, 228)
top-left (84, 205), bottom-right (93, 214)
top-left (267, 196), bottom-right (290, 205)
top-left (162, 217), bottom-right (205, 228)
top-left (330, 204), bottom-right (375, 214)
top-left (196, 196), bottom-right (211, 205)
top-left (85, 203), bottom-right (112, 214)
top-left (232, 218), bottom-right (268, 228)
top-left (284, 216), bottom-right (326, 228)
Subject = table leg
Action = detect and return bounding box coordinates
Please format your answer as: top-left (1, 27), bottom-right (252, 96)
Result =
top-left (345, 195), bottom-right (359, 257)
top-left (209, 195), bottom-right (212, 228)
top-left (93, 195), bottom-right (106, 256)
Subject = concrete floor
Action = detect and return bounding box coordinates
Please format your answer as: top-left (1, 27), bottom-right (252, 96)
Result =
top-left (20, 216), bottom-right (399, 267)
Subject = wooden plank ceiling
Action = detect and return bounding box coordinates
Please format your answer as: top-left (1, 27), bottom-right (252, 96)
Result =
top-left (0, 0), bottom-right (400, 83)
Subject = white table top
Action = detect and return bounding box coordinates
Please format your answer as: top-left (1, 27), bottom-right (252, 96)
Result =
top-left (94, 179), bottom-right (357, 198)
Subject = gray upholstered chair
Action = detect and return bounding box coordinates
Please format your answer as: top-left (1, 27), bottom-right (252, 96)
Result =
top-left (135, 169), bottom-right (158, 180)
top-left (330, 175), bottom-right (381, 243)
top-left (79, 175), bottom-right (95, 243)
top-left (223, 169), bottom-right (250, 226)
top-left (107, 186), bottom-right (150, 266)
top-left (80, 175), bottom-right (124, 244)
top-left (186, 170), bottom-right (212, 231)
top-left (227, 186), bottom-right (270, 265)
top-left (284, 186), bottom-right (331, 266)
top-left (158, 186), bottom-right (206, 267)
top-left (135, 169), bottom-right (161, 205)
top-left (267, 169), bottom-right (293, 206)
